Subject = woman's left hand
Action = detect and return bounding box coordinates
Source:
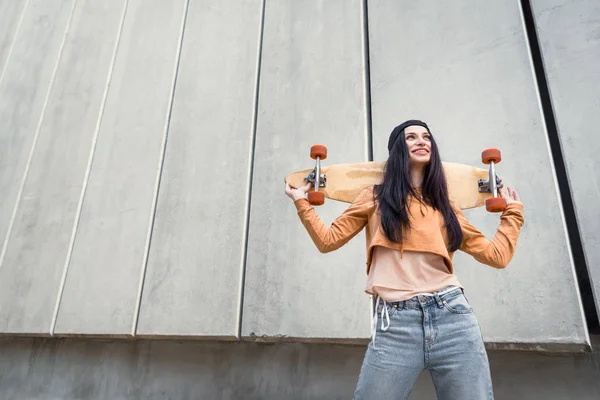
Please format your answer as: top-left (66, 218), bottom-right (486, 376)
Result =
top-left (285, 182), bottom-right (312, 202)
top-left (501, 186), bottom-right (522, 206)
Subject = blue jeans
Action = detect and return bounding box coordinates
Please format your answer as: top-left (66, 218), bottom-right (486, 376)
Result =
top-left (354, 288), bottom-right (493, 399)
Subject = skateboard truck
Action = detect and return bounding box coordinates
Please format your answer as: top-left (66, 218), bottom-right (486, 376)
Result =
top-left (306, 145), bottom-right (328, 206)
top-left (305, 170), bottom-right (327, 188)
top-left (477, 176), bottom-right (503, 193)
top-left (481, 148), bottom-right (507, 213)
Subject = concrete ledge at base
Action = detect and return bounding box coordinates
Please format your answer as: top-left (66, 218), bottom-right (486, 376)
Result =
top-left (0, 337), bottom-right (599, 400)
top-left (0, 332), bottom-right (594, 353)
top-left (485, 341), bottom-right (592, 353)
top-left (240, 335), bottom-right (594, 354)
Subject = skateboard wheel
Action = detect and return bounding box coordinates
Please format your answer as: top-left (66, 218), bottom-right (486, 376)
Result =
top-left (310, 145), bottom-right (327, 160)
top-left (485, 197), bottom-right (507, 213)
top-left (482, 148), bottom-right (501, 164)
top-left (308, 191), bottom-right (325, 206)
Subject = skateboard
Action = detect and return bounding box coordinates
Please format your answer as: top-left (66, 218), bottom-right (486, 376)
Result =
top-left (285, 145), bottom-right (507, 212)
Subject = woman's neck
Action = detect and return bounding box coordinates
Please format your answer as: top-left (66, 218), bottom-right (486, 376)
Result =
top-left (410, 165), bottom-right (425, 188)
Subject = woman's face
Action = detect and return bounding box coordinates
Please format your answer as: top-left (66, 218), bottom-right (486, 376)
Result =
top-left (404, 125), bottom-right (431, 166)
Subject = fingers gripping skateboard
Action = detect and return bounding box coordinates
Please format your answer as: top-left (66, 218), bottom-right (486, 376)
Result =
top-left (308, 144), bottom-right (327, 206)
top-left (481, 148), bottom-right (507, 213)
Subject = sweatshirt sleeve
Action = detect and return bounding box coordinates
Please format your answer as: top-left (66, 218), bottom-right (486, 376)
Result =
top-left (293, 187), bottom-right (374, 253)
top-left (455, 202), bottom-right (525, 268)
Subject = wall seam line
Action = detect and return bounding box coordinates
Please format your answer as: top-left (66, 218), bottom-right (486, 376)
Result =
top-left (51, 0), bottom-right (131, 335)
top-left (131, 0), bottom-right (192, 336)
top-left (236, 0), bottom-right (267, 340)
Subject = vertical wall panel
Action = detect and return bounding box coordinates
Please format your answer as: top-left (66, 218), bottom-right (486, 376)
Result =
top-left (136, 0), bottom-right (262, 337)
top-left (0, 0), bottom-right (27, 72)
top-left (241, 0), bottom-right (371, 340)
top-left (368, 0), bottom-right (588, 348)
top-left (0, 0), bottom-right (74, 282)
top-left (0, 0), bottom-right (127, 334)
top-left (530, 0), bottom-right (600, 320)
top-left (53, 0), bottom-right (187, 335)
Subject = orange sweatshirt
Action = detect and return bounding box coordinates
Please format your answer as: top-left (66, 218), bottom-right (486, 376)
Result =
top-left (294, 186), bottom-right (524, 274)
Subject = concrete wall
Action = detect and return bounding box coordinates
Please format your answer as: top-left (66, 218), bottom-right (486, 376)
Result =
top-left (241, 0), bottom-right (371, 341)
top-left (0, 0), bottom-right (83, 334)
top-left (0, 338), bottom-right (599, 400)
top-left (530, 0), bottom-right (600, 319)
top-left (367, 0), bottom-right (588, 349)
top-left (134, 0), bottom-right (263, 338)
top-left (0, 0), bottom-right (597, 351)
top-left (1, 0), bottom-right (600, 398)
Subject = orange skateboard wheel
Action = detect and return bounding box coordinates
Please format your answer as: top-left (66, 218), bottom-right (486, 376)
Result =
top-left (485, 197), bottom-right (507, 213)
top-left (482, 148), bottom-right (501, 164)
top-left (310, 144), bottom-right (327, 160)
top-left (308, 191), bottom-right (325, 206)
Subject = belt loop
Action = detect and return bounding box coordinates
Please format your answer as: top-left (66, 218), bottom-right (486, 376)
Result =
top-left (434, 293), bottom-right (443, 308)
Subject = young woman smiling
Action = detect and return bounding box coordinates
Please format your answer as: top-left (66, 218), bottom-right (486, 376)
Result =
top-left (285, 120), bottom-right (524, 399)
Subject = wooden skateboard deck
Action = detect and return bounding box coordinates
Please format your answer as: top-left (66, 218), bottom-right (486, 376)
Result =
top-left (285, 161), bottom-right (503, 210)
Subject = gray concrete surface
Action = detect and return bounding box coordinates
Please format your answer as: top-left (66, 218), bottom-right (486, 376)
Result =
top-left (0, 0), bottom-right (127, 334)
top-left (53, 0), bottom-right (188, 335)
top-left (0, 0), bottom-right (74, 287)
top-left (0, 1), bottom-right (124, 333)
top-left (0, 337), bottom-right (598, 399)
top-left (367, 0), bottom-right (589, 349)
top-left (0, 0), bottom-right (595, 352)
top-left (135, 0), bottom-right (263, 337)
top-left (530, 0), bottom-right (600, 318)
top-left (0, 0), bottom-right (27, 73)
top-left (241, 0), bottom-right (372, 340)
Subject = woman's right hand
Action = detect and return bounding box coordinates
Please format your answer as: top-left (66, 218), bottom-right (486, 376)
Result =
top-left (285, 182), bottom-right (312, 202)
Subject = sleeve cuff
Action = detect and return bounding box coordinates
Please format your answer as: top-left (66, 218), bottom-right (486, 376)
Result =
top-left (294, 198), bottom-right (311, 212)
top-left (501, 202), bottom-right (525, 225)
top-left (505, 202), bottom-right (524, 213)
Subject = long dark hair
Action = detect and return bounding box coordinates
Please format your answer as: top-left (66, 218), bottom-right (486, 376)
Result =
top-left (374, 121), bottom-right (463, 252)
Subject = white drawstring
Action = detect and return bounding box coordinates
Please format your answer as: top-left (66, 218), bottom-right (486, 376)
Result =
top-left (371, 287), bottom-right (460, 349)
top-left (372, 296), bottom-right (390, 348)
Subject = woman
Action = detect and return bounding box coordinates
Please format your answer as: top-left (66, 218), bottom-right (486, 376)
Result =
top-left (285, 120), bottom-right (524, 399)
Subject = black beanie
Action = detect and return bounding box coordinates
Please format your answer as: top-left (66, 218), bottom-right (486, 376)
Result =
top-left (387, 120), bottom-right (430, 152)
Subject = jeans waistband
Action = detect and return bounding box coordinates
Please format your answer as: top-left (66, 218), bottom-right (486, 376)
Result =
top-left (376, 286), bottom-right (464, 311)
top-left (371, 286), bottom-right (465, 350)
